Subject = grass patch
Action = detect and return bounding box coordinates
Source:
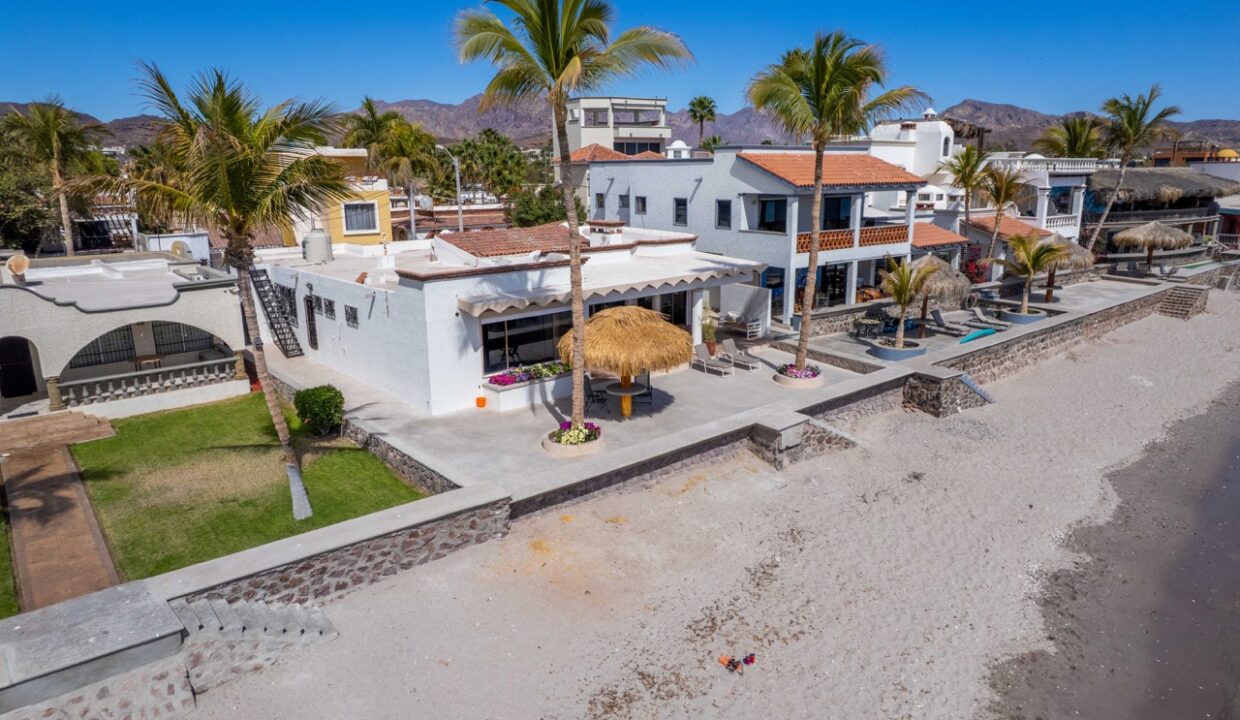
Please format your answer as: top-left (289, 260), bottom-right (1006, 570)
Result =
top-left (0, 508), bottom-right (17, 619)
top-left (74, 392), bottom-right (423, 580)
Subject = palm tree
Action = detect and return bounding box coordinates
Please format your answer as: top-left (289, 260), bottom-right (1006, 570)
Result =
top-left (89, 63), bottom-right (353, 505)
top-left (996, 234), bottom-right (1070, 315)
top-left (1032, 116), bottom-right (1105, 159)
top-left (341, 97), bottom-right (406, 172)
top-left (699, 134), bottom-right (725, 153)
top-left (455, 0), bottom-right (691, 431)
top-left (937, 143), bottom-right (985, 229)
top-left (687, 95), bottom-right (717, 146)
top-left (1085, 85), bottom-right (1181, 251)
top-left (879, 257), bottom-right (939, 350)
top-left (4, 97), bottom-right (106, 256)
top-left (979, 164), bottom-right (1027, 263)
top-left (748, 30), bottom-right (925, 371)
top-left (376, 121), bottom-right (439, 188)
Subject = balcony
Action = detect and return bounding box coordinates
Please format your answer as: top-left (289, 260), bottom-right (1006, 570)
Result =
top-left (60, 356), bottom-right (240, 408)
top-left (1041, 214), bottom-right (1079, 230)
top-left (986, 157), bottom-right (1100, 175)
top-left (1083, 206), bottom-right (1215, 227)
top-left (795, 225), bottom-right (909, 253)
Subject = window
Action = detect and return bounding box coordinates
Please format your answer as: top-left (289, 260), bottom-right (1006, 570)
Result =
top-left (673, 198), bottom-right (688, 226)
top-left (275, 284), bottom-right (297, 327)
top-left (311, 295), bottom-right (324, 315)
top-left (69, 326), bottom-right (135, 368)
top-left (613, 141), bottom-right (661, 156)
top-left (942, 137), bottom-right (951, 157)
top-left (343, 201), bottom-right (378, 233)
top-left (917, 192), bottom-right (932, 202)
top-left (635, 196), bottom-right (647, 214)
top-left (584, 108), bottom-right (609, 127)
top-left (758, 198), bottom-right (787, 232)
top-left (821, 196), bottom-right (851, 230)
top-left (936, 194), bottom-right (945, 201)
top-left (482, 311), bottom-right (573, 374)
top-left (323, 299), bottom-right (336, 320)
top-left (152, 322), bottom-right (215, 355)
top-left (715, 199), bottom-right (732, 229)
top-left (618, 194), bottom-right (630, 210)
top-left (595, 193), bottom-right (605, 210)
top-left (345, 305), bottom-right (359, 328)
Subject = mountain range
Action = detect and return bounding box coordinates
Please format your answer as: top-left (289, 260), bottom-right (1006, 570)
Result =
top-left (5, 97), bottom-right (1239, 152)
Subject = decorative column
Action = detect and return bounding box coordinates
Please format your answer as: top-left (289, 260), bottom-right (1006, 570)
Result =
top-left (851, 194), bottom-right (863, 247)
top-left (905, 190), bottom-right (916, 247)
top-left (784, 195), bottom-right (799, 325)
top-left (46, 376), bottom-right (64, 411)
top-left (1035, 186), bottom-right (1050, 229)
top-left (690, 289), bottom-right (704, 345)
top-left (845, 261), bottom-right (859, 305)
top-left (233, 351), bottom-right (248, 381)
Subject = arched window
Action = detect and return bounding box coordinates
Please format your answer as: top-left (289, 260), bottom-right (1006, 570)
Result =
top-left (942, 137), bottom-right (951, 157)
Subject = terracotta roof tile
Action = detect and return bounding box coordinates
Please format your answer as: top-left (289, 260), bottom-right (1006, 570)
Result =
top-left (207, 226), bottom-right (285, 250)
top-left (963, 215), bottom-right (1053, 240)
top-left (440, 222), bottom-right (578, 257)
top-left (738, 153), bottom-right (924, 189)
top-left (631, 151), bottom-right (664, 160)
top-left (569, 144), bottom-right (630, 162)
top-left (912, 224), bottom-right (969, 248)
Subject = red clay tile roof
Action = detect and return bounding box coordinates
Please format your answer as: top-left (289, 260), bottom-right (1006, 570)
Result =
top-left (631, 150), bottom-right (664, 160)
top-left (569, 144), bottom-right (630, 162)
top-left (440, 222), bottom-right (579, 257)
top-left (912, 224), bottom-right (968, 248)
top-left (963, 215), bottom-right (1053, 240)
top-left (411, 208), bottom-right (510, 233)
top-left (207, 226), bottom-right (285, 250)
top-left (738, 153), bottom-right (924, 189)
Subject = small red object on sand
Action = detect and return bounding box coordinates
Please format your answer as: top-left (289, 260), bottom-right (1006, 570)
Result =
top-left (743, 653), bottom-right (756, 665)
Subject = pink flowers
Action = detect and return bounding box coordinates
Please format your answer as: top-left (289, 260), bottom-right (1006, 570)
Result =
top-left (777, 363), bottom-right (821, 379)
top-left (550, 421), bottom-right (602, 445)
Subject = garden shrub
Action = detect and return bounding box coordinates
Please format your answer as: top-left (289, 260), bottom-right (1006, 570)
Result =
top-left (294, 385), bottom-right (345, 435)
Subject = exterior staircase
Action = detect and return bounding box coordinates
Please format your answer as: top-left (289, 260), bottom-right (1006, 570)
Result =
top-left (169, 597), bottom-right (337, 692)
top-left (0, 411), bottom-right (113, 451)
top-left (248, 268), bottom-right (304, 358)
top-left (1157, 284), bottom-right (1209, 320)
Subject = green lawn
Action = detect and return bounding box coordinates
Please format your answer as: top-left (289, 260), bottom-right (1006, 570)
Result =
top-left (0, 509), bottom-right (17, 620)
top-left (73, 393), bottom-right (423, 580)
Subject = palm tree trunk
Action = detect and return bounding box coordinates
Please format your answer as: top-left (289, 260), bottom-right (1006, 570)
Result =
top-left (1085, 161), bottom-right (1127, 252)
top-left (918, 295), bottom-right (929, 339)
top-left (962, 189), bottom-right (971, 232)
top-left (895, 307), bottom-right (907, 349)
top-left (698, 120), bottom-right (704, 147)
top-left (984, 210), bottom-right (1002, 263)
top-left (1021, 278), bottom-right (1032, 315)
top-left (1146, 246), bottom-right (1155, 275)
top-left (794, 147), bottom-right (825, 370)
top-left (553, 99), bottom-right (587, 428)
top-left (53, 165), bottom-right (75, 257)
top-left (1044, 266), bottom-right (1057, 303)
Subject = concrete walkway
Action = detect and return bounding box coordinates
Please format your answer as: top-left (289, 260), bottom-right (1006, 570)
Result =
top-left (0, 412), bottom-right (119, 610)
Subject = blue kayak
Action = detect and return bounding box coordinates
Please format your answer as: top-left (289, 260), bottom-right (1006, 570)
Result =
top-left (960, 328), bottom-right (996, 344)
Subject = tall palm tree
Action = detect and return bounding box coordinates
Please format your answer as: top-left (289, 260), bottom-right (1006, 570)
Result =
top-left (1085, 85), bottom-right (1181, 251)
top-left (748, 30), bottom-right (925, 371)
top-left (89, 63), bottom-right (353, 503)
top-left (1032, 116), bottom-right (1105, 159)
top-left (4, 97), bottom-right (105, 256)
top-left (997, 234), bottom-right (1070, 315)
top-left (341, 97), bottom-right (406, 172)
top-left (456, 0), bottom-right (691, 430)
top-left (687, 95), bottom-right (717, 146)
top-left (979, 164), bottom-right (1027, 263)
top-left (699, 133), bottom-right (725, 153)
top-left (879, 257), bottom-right (938, 350)
top-left (937, 143), bottom-right (985, 229)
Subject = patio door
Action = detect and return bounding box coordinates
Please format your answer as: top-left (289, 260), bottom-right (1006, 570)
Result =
top-left (0, 337), bottom-right (37, 398)
top-left (303, 296), bottom-right (318, 350)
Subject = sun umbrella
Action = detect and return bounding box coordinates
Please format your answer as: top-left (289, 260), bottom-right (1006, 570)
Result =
top-left (912, 255), bottom-right (970, 338)
top-left (557, 305), bottom-right (693, 417)
top-left (1043, 236), bottom-right (1096, 302)
top-left (1113, 221), bottom-right (1193, 274)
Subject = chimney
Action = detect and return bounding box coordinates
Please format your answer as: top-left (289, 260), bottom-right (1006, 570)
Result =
top-left (585, 219), bottom-right (625, 247)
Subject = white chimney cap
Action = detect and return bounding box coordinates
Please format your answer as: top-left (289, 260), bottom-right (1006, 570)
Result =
top-left (923, 108), bottom-right (938, 119)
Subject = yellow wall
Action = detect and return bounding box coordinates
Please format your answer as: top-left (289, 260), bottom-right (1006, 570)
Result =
top-left (320, 188), bottom-right (393, 245)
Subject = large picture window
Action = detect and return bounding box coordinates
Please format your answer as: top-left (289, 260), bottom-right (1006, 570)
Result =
top-left (152, 321), bottom-right (216, 355)
top-left (482, 310), bottom-right (573, 374)
top-left (758, 198), bottom-right (787, 232)
top-left (343, 202), bottom-right (378, 233)
top-left (69, 326), bottom-right (135, 368)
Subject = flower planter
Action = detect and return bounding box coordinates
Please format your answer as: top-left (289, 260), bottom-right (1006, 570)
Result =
top-left (772, 372), bottom-right (825, 389)
top-left (998, 308), bottom-right (1047, 324)
top-left (541, 435), bottom-right (605, 457)
top-left (867, 340), bottom-right (927, 361)
top-left (481, 373), bottom-right (572, 412)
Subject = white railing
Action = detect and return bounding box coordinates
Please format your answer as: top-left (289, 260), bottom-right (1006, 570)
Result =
top-left (60, 357), bottom-right (239, 407)
top-left (987, 157), bottom-right (1099, 175)
top-left (1042, 214), bottom-right (1079, 229)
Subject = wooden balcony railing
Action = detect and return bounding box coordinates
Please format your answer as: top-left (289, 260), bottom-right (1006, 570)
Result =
top-left (795, 225), bottom-right (909, 253)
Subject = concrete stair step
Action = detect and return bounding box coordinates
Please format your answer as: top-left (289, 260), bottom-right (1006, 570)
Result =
top-left (209, 598), bottom-right (245, 634)
top-left (188, 598), bottom-right (223, 633)
top-left (237, 600), bottom-right (282, 636)
top-left (301, 605), bottom-right (338, 639)
top-left (170, 599), bottom-right (202, 634)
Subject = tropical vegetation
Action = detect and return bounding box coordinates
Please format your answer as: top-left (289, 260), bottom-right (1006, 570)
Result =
top-left (687, 95), bottom-right (717, 146)
top-left (996, 234), bottom-right (1070, 314)
top-left (508, 184), bottom-right (585, 226)
top-left (699, 134), bottom-right (725, 153)
top-left (878, 257), bottom-right (939, 350)
top-left (937, 143), bottom-right (985, 228)
top-left (979, 164), bottom-right (1027, 262)
top-left (1085, 85), bottom-right (1181, 251)
top-left (1032, 115), bottom-right (1105, 159)
top-left (748, 30), bottom-right (924, 372)
top-left (293, 384), bottom-right (346, 436)
top-left (456, 0), bottom-right (691, 434)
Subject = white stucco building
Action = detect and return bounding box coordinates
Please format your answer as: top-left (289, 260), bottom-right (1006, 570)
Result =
top-left (253, 221), bottom-right (762, 417)
top-left (0, 254), bottom-right (249, 418)
top-left (551, 96), bottom-right (671, 160)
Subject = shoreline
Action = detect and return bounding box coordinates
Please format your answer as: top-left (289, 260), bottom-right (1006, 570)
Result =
top-left (985, 380), bottom-right (1240, 719)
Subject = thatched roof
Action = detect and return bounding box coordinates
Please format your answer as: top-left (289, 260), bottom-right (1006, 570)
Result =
top-left (557, 306), bottom-right (692, 377)
top-left (1088, 167), bottom-right (1240, 204)
top-left (1113, 221), bottom-right (1194, 251)
top-left (912, 255), bottom-right (971, 303)
top-left (1048, 237), bottom-right (1096, 271)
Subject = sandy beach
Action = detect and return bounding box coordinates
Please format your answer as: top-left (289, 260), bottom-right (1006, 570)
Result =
top-left (193, 291), bottom-right (1240, 720)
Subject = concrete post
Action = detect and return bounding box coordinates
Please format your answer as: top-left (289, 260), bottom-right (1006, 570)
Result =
top-left (851, 194), bottom-right (863, 247)
top-left (784, 195), bottom-right (800, 325)
top-left (845, 261), bottom-right (858, 305)
top-left (905, 191), bottom-right (916, 246)
top-left (233, 351), bottom-right (248, 381)
top-left (46, 376), bottom-right (63, 411)
top-left (1035, 187), bottom-right (1050, 229)
top-left (690, 289), bottom-right (705, 344)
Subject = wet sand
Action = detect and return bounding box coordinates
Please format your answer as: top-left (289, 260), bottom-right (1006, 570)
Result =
top-left (986, 382), bottom-right (1240, 719)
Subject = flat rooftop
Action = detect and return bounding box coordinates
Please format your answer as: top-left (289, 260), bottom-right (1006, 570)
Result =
top-left (6, 255), bottom-right (234, 311)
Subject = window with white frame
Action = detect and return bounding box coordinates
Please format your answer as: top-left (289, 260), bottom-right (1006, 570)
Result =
top-left (595, 192), bottom-right (605, 210)
top-left (343, 201), bottom-right (378, 233)
top-left (673, 198), bottom-right (688, 226)
top-left (323, 299), bottom-right (336, 320)
top-left (618, 194), bottom-right (630, 210)
top-left (635, 196), bottom-right (647, 214)
top-left (345, 305), bottom-right (359, 328)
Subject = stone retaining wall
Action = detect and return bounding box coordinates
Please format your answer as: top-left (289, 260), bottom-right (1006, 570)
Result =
top-left (773, 342), bottom-right (883, 375)
top-left (799, 378), bottom-right (907, 428)
top-left (903, 373), bottom-right (989, 417)
top-left (806, 302), bottom-right (890, 336)
top-left (0, 656), bottom-right (193, 720)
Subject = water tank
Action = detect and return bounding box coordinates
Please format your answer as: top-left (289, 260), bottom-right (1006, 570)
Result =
top-left (302, 228), bottom-right (333, 263)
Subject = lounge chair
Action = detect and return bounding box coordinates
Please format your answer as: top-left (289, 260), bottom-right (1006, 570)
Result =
top-left (719, 339), bottom-right (760, 371)
top-left (691, 344), bottom-right (734, 376)
top-left (632, 371), bottom-right (654, 410)
top-left (928, 309), bottom-right (970, 337)
top-left (584, 374), bottom-right (610, 413)
top-left (1158, 261), bottom-right (1180, 278)
top-left (968, 307), bottom-right (1012, 330)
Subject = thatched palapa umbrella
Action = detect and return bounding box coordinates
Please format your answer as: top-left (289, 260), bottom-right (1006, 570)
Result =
top-left (912, 255), bottom-right (971, 338)
top-left (1113, 221), bottom-right (1193, 275)
top-left (1043, 238), bottom-right (1095, 302)
top-left (557, 306), bottom-right (692, 418)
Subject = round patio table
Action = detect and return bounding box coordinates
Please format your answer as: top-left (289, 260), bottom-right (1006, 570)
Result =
top-left (605, 381), bottom-right (648, 419)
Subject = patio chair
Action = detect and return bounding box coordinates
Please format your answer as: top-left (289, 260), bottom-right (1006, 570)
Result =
top-left (632, 371), bottom-right (654, 411)
top-left (719, 338), bottom-right (760, 371)
top-left (1124, 260), bottom-right (1143, 276)
top-left (584, 374), bottom-right (610, 413)
top-left (691, 344), bottom-right (734, 376)
top-left (967, 307), bottom-right (1012, 330)
top-left (928, 309), bottom-right (970, 337)
top-left (1158, 261), bottom-right (1180, 278)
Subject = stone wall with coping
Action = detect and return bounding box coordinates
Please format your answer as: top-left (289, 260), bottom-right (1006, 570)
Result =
top-left (772, 341), bottom-right (883, 375)
top-left (0, 656), bottom-right (193, 720)
top-left (903, 373), bottom-right (989, 417)
top-left (799, 377), bottom-right (908, 428)
top-left (806, 301), bottom-right (891, 336)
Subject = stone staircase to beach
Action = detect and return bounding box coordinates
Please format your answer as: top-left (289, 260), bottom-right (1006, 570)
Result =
top-left (170, 597), bottom-right (338, 692)
top-left (1157, 285), bottom-right (1209, 320)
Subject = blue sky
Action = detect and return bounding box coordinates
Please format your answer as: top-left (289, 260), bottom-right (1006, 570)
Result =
top-left (1, 0), bottom-right (1237, 121)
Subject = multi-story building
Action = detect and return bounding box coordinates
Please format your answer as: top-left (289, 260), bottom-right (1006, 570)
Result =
top-left (551, 96), bottom-right (671, 160)
top-left (280, 147), bottom-right (395, 247)
top-left (585, 145), bottom-right (959, 325)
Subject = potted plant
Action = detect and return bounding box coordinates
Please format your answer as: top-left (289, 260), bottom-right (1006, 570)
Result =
top-left (702, 315), bottom-right (718, 355)
top-left (868, 257), bottom-right (937, 360)
top-left (996, 234), bottom-right (1069, 324)
top-left (773, 362), bottom-right (825, 388)
top-left (541, 421), bottom-right (605, 457)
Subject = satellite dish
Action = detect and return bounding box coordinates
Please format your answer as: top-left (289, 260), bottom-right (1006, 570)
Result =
top-left (6, 254), bottom-right (30, 276)
top-left (170, 241), bottom-right (191, 258)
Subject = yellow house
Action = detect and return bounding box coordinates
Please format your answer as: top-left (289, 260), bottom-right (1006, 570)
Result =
top-left (280, 147), bottom-right (395, 247)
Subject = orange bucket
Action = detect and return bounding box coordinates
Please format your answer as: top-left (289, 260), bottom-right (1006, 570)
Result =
top-left (475, 396), bottom-right (487, 408)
